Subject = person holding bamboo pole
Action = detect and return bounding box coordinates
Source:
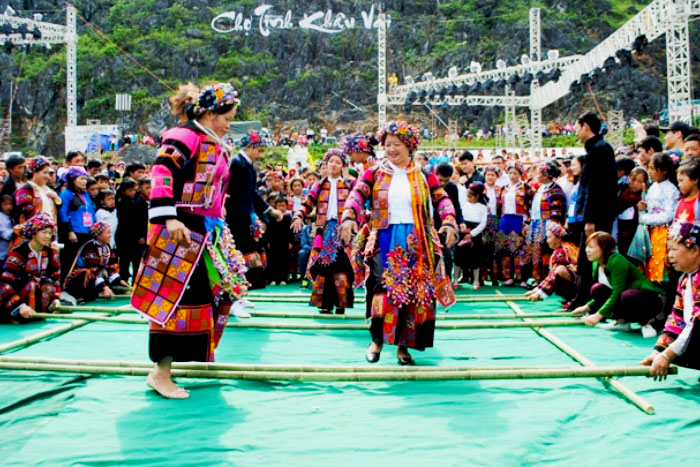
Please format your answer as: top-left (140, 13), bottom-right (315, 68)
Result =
top-left (135, 83), bottom-right (248, 399)
top-left (0, 212), bottom-right (61, 322)
top-left (340, 121), bottom-right (458, 365)
top-left (641, 221), bottom-right (700, 378)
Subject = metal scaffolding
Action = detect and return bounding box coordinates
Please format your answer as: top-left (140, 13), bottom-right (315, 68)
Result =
top-left (529, 8), bottom-right (543, 152)
top-left (377, 12), bottom-right (387, 130)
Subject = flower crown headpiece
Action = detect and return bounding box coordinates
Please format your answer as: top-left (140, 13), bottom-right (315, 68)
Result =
top-left (379, 120), bottom-right (421, 153)
top-left (192, 83), bottom-right (239, 116)
top-left (668, 220), bottom-right (700, 248)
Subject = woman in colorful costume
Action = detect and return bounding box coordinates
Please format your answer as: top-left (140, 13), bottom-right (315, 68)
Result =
top-left (292, 149), bottom-right (355, 314)
top-left (342, 134), bottom-right (378, 174)
top-left (13, 156), bottom-right (61, 249)
top-left (136, 82), bottom-right (248, 399)
top-left (526, 162), bottom-right (567, 285)
top-left (0, 213), bottom-right (61, 322)
top-left (525, 222), bottom-right (579, 303)
top-left (496, 162), bottom-right (533, 287)
top-left (64, 221), bottom-right (127, 303)
top-left (641, 221), bottom-right (700, 377)
top-left (340, 121), bottom-right (458, 365)
top-left (480, 165), bottom-right (502, 286)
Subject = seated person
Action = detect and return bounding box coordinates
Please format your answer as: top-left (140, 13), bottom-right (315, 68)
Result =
top-left (63, 221), bottom-right (127, 302)
top-left (525, 221), bottom-right (579, 303)
top-left (641, 221), bottom-right (700, 379)
top-left (0, 212), bottom-right (61, 322)
top-left (576, 232), bottom-right (665, 338)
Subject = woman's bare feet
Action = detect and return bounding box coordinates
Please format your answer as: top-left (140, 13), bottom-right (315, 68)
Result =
top-left (147, 360), bottom-right (189, 400)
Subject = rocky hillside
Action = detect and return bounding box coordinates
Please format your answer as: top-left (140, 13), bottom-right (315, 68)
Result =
top-left (1, 0), bottom-right (698, 155)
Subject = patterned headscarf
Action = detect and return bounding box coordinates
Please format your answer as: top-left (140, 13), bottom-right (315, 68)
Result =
top-left (668, 220), bottom-right (700, 248)
top-left (506, 162), bottom-right (525, 176)
top-left (27, 156), bottom-right (51, 174)
top-left (483, 165), bottom-right (501, 176)
top-left (240, 131), bottom-right (266, 148)
top-left (90, 221), bottom-right (110, 238)
top-left (322, 148), bottom-right (349, 167)
top-left (546, 221), bottom-right (567, 238)
top-left (539, 162), bottom-right (561, 180)
top-left (63, 166), bottom-right (88, 184)
top-left (341, 134), bottom-right (375, 157)
top-left (23, 212), bottom-right (56, 238)
top-left (379, 120), bottom-right (421, 153)
top-left (192, 83), bottom-right (239, 117)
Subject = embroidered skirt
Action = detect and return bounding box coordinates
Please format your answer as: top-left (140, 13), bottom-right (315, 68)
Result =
top-left (307, 220), bottom-right (354, 310)
top-left (496, 214), bottom-right (525, 254)
top-left (365, 224), bottom-right (437, 351)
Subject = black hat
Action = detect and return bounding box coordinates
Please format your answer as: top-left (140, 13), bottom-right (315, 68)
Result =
top-left (660, 121), bottom-right (692, 139)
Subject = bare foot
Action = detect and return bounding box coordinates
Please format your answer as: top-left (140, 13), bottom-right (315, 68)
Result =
top-left (147, 370), bottom-right (190, 400)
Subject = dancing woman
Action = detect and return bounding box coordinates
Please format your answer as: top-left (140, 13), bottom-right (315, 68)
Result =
top-left (292, 149), bottom-right (355, 314)
top-left (137, 82), bottom-right (248, 399)
top-left (340, 121), bottom-right (457, 365)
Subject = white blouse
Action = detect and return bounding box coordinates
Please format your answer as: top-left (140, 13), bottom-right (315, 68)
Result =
top-left (503, 184), bottom-right (518, 215)
top-left (485, 185), bottom-right (498, 216)
top-left (462, 202), bottom-right (488, 237)
top-left (387, 163), bottom-right (414, 224)
top-left (639, 179), bottom-right (679, 227)
top-left (327, 177), bottom-right (340, 220)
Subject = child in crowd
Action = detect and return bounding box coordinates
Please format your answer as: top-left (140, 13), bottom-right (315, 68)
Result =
top-left (674, 159), bottom-right (700, 224)
top-left (86, 177), bottom-right (99, 204)
top-left (638, 153), bottom-right (679, 283)
top-left (497, 163), bottom-right (533, 287)
top-left (481, 166), bottom-right (502, 286)
top-left (64, 221), bottom-right (126, 302)
top-left (115, 177), bottom-right (140, 284)
top-left (94, 173), bottom-right (112, 193)
top-left (616, 167), bottom-right (648, 259)
top-left (289, 177), bottom-right (305, 212)
top-left (58, 167), bottom-right (96, 281)
top-left (298, 215), bottom-right (315, 289)
top-left (265, 196), bottom-right (293, 286)
top-left (0, 195), bottom-right (13, 262)
top-left (454, 183), bottom-right (488, 291)
top-left (95, 190), bottom-right (118, 249)
top-left (434, 163), bottom-right (464, 288)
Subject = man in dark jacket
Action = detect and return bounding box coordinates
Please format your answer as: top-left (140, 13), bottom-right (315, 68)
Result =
top-left (226, 132), bottom-right (282, 289)
top-left (570, 112), bottom-right (618, 308)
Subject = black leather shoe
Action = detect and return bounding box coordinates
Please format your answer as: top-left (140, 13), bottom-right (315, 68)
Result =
top-left (397, 355), bottom-right (415, 366)
top-left (335, 308), bottom-right (345, 315)
top-left (365, 345), bottom-right (380, 363)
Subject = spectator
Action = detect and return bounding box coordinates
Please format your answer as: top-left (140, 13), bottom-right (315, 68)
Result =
top-left (1, 154), bottom-right (26, 198)
top-left (684, 134), bottom-right (700, 159)
top-left (569, 112), bottom-right (618, 309)
top-left (661, 121), bottom-right (691, 159)
top-left (458, 151), bottom-right (484, 186)
top-left (637, 136), bottom-right (663, 169)
top-left (124, 162), bottom-right (146, 181)
top-left (58, 167), bottom-right (96, 280)
top-left (86, 158), bottom-right (104, 177)
top-left (0, 195), bottom-right (13, 262)
top-left (114, 177), bottom-right (140, 284)
top-left (95, 190), bottom-right (118, 249)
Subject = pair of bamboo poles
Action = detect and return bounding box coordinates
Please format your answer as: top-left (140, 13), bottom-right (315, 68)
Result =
top-left (0, 292), bottom-right (669, 414)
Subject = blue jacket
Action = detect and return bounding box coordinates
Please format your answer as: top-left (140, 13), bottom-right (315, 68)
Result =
top-left (59, 189), bottom-right (96, 235)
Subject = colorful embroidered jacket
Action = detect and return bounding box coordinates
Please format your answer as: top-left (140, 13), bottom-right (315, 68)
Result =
top-left (536, 182), bottom-right (567, 224)
top-left (64, 239), bottom-right (120, 291)
top-left (150, 122), bottom-right (230, 224)
top-left (342, 162), bottom-right (457, 232)
top-left (0, 241), bottom-right (61, 313)
top-left (499, 182), bottom-right (534, 221)
top-left (535, 243), bottom-right (579, 297)
top-left (654, 271), bottom-right (700, 353)
top-left (294, 176), bottom-right (354, 228)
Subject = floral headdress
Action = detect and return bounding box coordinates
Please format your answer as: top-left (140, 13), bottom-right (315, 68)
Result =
top-left (27, 156), bottom-right (51, 174)
top-left (63, 166), bottom-right (88, 184)
top-left (379, 121), bottom-right (421, 153)
top-left (539, 162), bottom-right (561, 179)
top-left (341, 134), bottom-right (375, 157)
top-left (90, 221), bottom-right (110, 238)
top-left (192, 83), bottom-right (239, 117)
top-left (483, 165), bottom-right (500, 176)
top-left (322, 148), bottom-right (349, 167)
top-left (546, 221), bottom-right (567, 238)
top-left (23, 212), bottom-right (56, 238)
top-left (506, 162), bottom-right (525, 176)
top-left (668, 220), bottom-right (700, 248)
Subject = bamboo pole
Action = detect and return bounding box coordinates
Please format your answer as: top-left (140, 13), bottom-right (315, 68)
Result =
top-left (0, 361), bottom-right (674, 382)
top-left (242, 295), bottom-right (529, 304)
top-left (499, 293), bottom-right (658, 415)
top-left (50, 305), bottom-right (582, 321)
top-left (0, 356), bottom-right (579, 373)
top-left (32, 313), bottom-right (586, 330)
top-left (0, 313), bottom-right (112, 355)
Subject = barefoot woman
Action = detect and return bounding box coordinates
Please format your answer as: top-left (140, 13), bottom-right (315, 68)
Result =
top-left (139, 83), bottom-right (247, 399)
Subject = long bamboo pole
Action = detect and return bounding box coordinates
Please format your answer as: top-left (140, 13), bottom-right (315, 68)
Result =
top-left (32, 313), bottom-right (586, 330)
top-left (50, 305), bottom-right (582, 321)
top-left (0, 356), bottom-right (579, 373)
top-left (242, 295), bottom-right (530, 303)
top-left (499, 293), bottom-right (658, 415)
top-left (0, 361), bottom-right (674, 382)
top-left (0, 313), bottom-right (112, 355)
